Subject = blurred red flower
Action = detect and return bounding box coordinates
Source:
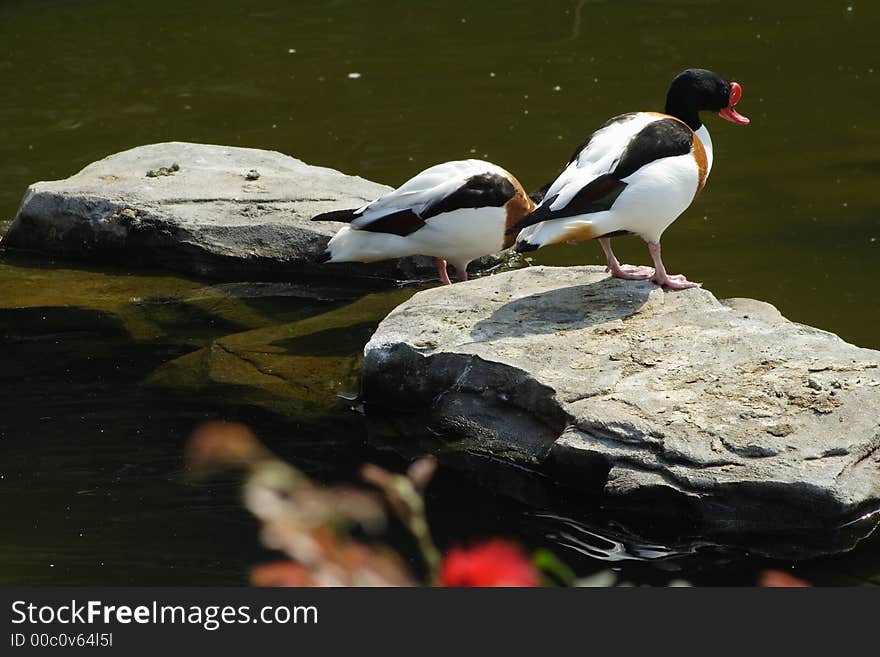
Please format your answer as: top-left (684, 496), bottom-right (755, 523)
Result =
top-left (440, 540), bottom-right (539, 587)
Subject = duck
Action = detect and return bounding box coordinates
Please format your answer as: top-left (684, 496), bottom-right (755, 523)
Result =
top-left (311, 160), bottom-right (535, 284)
top-left (509, 68), bottom-right (750, 290)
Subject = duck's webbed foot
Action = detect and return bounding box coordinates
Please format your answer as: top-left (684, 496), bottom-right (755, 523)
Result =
top-left (647, 242), bottom-right (701, 290)
top-left (650, 271), bottom-right (701, 290)
top-left (607, 262), bottom-right (655, 280)
top-left (599, 237), bottom-right (654, 280)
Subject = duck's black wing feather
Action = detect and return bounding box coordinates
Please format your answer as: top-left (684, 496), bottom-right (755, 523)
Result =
top-left (312, 173), bottom-right (515, 237)
top-left (421, 173), bottom-right (516, 219)
top-left (508, 175), bottom-right (628, 234)
top-left (508, 118), bottom-right (694, 235)
top-left (311, 208), bottom-right (361, 223)
top-left (312, 205), bottom-right (426, 237)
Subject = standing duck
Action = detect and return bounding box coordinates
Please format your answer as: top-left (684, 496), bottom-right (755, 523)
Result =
top-left (510, 68), bottom-right (750, 290)
top-left (312, 160), bottom-right (534, 284)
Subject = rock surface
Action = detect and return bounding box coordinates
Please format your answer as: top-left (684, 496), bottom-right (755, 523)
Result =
top-left (3, 142), bottom-right (497, 282)
top-left (363, 265), bottom-right (880, 543)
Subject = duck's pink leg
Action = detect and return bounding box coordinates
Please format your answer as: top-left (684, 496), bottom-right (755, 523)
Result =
top-left (599, 237), bottom-right (654, 280)
top-left (436, 258), bottom-right (452, 285)
top-left (647, 242), bottom-right (700, 290)
top-left (457, 267), bottom-right (468, 282)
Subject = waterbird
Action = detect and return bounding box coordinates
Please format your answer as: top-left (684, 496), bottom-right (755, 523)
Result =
top-left (509, 68), bottom-right (750, 290)
top-left (311, 160), bottom-right (534, 284)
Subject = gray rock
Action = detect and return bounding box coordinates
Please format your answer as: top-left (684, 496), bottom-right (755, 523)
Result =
top-left (363, 265), bottom-right (880, 548)
top-left (2, 142), bottom-right (502, 282)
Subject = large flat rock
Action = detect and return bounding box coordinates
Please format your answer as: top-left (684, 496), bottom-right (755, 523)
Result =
top-left (363, 265), bottom-right (880, 547)
top-left (3, 142), bottom-right (493, 282)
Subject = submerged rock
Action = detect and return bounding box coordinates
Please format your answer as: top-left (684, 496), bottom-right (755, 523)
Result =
top-left (363, 265), bottom-right (880, 547)
top-left (3, 142), bottom-right (501, 282)
top-left (147, 288), bottom-right (413, 419)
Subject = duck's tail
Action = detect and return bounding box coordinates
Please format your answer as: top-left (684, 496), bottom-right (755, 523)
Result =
top-left (514, 217), bottom-right (600, 253)
top-left (316, 225), bottom-right (411, 264)
top-left (311, 208), bottom-right (359, 223)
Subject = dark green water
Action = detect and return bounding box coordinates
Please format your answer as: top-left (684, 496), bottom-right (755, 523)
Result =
top-left (0, 1), bottom-right (878, 585)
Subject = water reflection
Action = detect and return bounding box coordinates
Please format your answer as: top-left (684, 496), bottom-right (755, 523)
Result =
top-left (537, 513), bottom-right (681, 562)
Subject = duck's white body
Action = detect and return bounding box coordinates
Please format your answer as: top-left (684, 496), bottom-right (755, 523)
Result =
top-left (511, 67), bottom-right (749, 291)
top-left (516, 114), bottom-right (713, 248)
top-left (316, 159), bottom-right (533, 282)
top-left (328, 205), bottom-right (508, 274)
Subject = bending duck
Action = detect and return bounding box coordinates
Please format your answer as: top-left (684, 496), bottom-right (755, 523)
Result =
top-left (510, 68), bottom-right (750, 290)
top-left (312, 160), bottom-right (534, 284)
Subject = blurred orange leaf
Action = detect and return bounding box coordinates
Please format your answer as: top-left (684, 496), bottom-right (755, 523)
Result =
top-left (758, 570), bottom-right (811, 587)
top-left (251, 561), bottom-right (315, 587)
top-left (186, 421), bottom-right (270, 476)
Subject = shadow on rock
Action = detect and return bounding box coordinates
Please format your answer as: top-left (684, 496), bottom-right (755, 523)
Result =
top-left (470, 277), bottom-right (653, 340)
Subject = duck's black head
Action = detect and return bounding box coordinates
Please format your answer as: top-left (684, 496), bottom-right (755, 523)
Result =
top-left (664, 68), bottom-right (750, 131)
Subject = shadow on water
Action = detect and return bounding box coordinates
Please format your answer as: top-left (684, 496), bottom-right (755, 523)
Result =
top-left (270, 321), bottom-right (377, 357)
